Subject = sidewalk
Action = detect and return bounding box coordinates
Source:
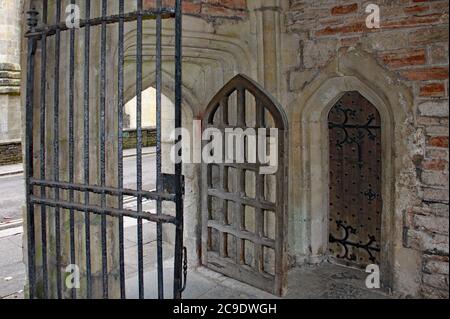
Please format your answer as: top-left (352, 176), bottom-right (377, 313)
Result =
top-left (124, 146), bottom-right (156, 158)
top-left (0, 147), bottom-right (156, 178)
top-left (0, 163), bottom-right (23, 177)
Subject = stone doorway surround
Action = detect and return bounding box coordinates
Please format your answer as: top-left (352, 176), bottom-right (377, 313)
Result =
top-left (288, 47), bottom-right (419, 295)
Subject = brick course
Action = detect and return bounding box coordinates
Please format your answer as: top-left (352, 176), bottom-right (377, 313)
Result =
top-left (143, 0), bottom-right (248, 19)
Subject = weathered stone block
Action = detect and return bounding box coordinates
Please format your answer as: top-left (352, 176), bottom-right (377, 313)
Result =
top-left (423, 254), bottom-right (449, 275)
top-left (406, 229), bottom-right (449, 255)
top-left (289, 69), bottom-right (316, 91)
top-left (361, 32), bottom-right (409, 51)
top-left (418, 100), bottom-right (449, 117)
top-left (303, 39), bottom-right (338, 68)
top-left (422, 273), bottom-right (449, 291)
top-left (430, 44), bottom-right (449, 64)
top-left (421, 284), bottom-right (449, 299)
top-left (422, 187), bottom-right (449, 202)
top-left (413, 214), bottom-right (449, 235)
top-left (421, 170), bottom-right (449, 188)
top-left (409, 26), bottom-right (449, 46)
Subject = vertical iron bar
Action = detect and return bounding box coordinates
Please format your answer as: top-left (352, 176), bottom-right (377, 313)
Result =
top-left (83, 0), bottom-right (92, 300)
top-left (155, 0), bottom-right (164, 300)
top-left (53, 0), bottom-right (62, 299)
top-left (25, 7), bottom-right (38, 300)
top-left (68, 0), bottom-right (76, 300)
top-left (173, 0), bottom-right (184, 300)
top-left (39, 0), bottom-right (48, 299)
top-left (136, 0), bottom-right (144, 299)
top-left (100, 0), bottom-right (108, 299)
top-left (118, 0), bottom-right (126, 299)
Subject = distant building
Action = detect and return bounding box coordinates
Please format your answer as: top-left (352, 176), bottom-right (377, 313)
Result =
top-left (0, 0), bottom-right (22, 165)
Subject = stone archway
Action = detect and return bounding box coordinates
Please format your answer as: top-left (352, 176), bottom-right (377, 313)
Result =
top-left (288, 48), bottom-right (418, 293)
top-left (121, 75), bottom-right (201, 267)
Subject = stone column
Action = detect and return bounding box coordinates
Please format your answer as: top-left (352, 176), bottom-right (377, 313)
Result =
top-left (0, 0), bottom-right (23, 164)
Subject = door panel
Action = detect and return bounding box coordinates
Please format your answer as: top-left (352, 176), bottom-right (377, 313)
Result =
top-left (328, 91), bottom-right (382, 268)
top-left (201, 74), bottom-right (288, 296)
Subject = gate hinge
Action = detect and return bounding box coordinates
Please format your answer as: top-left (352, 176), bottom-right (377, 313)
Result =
top-left (162, 173), bottom-right (185, 195)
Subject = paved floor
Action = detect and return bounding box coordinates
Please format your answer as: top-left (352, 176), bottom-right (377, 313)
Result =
top-left (0, 146), bottom-right (392, 299)
top-left (0, 225), bottom-right (391, 299)
top-left (0, 174), bottom-right (25, 224)
top-left (0, 233), bottom-right (25, 299)
top-left (124, 258), bottom-right (391, 299)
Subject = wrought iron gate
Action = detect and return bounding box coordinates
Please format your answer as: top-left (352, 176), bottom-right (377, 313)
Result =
top-left (201, 75), bottom-right (288, 296)
top-left (24, 0), bottom-right (185, 299)
top-left (328, 91), bottom-right (382, 268)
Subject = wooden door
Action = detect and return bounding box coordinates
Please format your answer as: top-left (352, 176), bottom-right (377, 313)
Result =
top-left (328, 91), bottom-right (382, 268)
top-left (201, 74), bottom-right (288, 296)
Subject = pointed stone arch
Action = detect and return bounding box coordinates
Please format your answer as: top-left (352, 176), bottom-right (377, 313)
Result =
top-left (288, 47), bottom-right (418, 293)
top-left (201, 74), bottom-right (289, 296)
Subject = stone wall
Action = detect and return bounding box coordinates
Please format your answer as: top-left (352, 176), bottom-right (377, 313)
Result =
top-left (285, 0), bottom-right (449, 299)
top-left (0, 0), bottom-right (23, 162)
top-left (123, 128), bottom-right (157, 150)
top-left (0, 0), bottom-right (22, 64)
top-left (0, 140), bottom-right (22, 165)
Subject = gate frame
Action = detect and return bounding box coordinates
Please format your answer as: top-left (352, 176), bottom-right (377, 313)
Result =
top-left (24, 0), bottom-right (185, 299)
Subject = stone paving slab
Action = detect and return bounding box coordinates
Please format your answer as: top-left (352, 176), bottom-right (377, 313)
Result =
top-left (0, 233), bottom-right (25, 299)
top-left (0, 228), bottom-right (395, 300)
top-left (0, 163), bottom-right (23, 177)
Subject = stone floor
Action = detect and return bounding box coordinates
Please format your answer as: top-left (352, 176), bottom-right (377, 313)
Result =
top-left (124, 258), bottom-right (392, 299)
top-left (0, 222), bottom-right (392, 300)
top-left (0, 232), bottom-right (25, 299)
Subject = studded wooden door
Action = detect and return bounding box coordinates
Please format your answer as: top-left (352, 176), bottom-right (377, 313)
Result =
top-left (201, 74), bottom-right (288, 296)
top-left (328, 91), bottom-right (382, 268)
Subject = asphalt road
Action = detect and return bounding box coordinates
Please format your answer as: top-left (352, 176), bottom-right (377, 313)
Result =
top-left (0, 154), bottom-right (156, 223)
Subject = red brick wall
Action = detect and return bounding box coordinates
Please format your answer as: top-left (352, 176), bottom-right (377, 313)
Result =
top-left (144, 0), bottom-right (248, 19)
top-left (286, 0), bottom-right (449, 298)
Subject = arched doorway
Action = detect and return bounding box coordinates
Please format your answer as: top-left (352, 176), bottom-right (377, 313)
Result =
top-left (328, 91), bottom-right (382, 268)
top-left (201, 74), bottom-right (289, 296)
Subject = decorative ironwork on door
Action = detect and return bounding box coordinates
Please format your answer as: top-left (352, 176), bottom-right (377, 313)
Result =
top-left (201, 74), bottom-right (288, 296)
top-left (24, 0), bottom-right (185, 299)
top-left (328, 91), bottom-right (382, 268)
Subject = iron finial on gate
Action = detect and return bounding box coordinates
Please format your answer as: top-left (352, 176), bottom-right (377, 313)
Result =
top-left (27, 7), bottom-right (39, 32)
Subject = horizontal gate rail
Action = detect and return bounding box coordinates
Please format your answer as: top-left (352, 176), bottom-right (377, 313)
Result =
top-left (29, 196), bottom-right (177, 224)
top-left (25, 8), bottom-right (176, 38)
top-left (29, 179), bottom-right (177, 202)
